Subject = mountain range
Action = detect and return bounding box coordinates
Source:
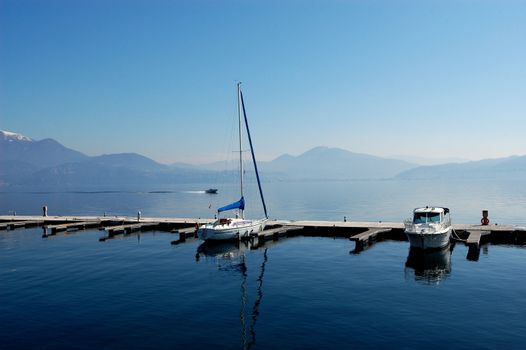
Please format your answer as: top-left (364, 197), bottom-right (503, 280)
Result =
top-left (1, 130), bottom-right (525, 188)
top-left (0, 130), bottom-right (217, 188)
top-left (395, 155), bottom-right (526, 180)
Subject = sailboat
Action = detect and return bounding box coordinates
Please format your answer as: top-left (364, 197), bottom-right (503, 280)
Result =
top-left (197, 83), bottom-right (269, 241)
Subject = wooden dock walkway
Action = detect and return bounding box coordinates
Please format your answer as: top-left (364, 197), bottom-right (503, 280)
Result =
top-left (0, 220), bottom-right (45, 230)
top-left (465, 230), bottom-right (491, 248)
top-left (250, 225), bottom-right (304, 247)
top-left (350, 228), bottom-right (393, 243)
top-left (171, 227), bottom-right (198, 244)
top-left (0, 215), bottom-right (212, 225)
top-left (101, 222), bottom-right (161, 240)
top-left (1, 215), bottom-right (525, 251)
top-left (466, 231), bottom-right (483, 247)
top-left (45, 220), bottom-right (110, 235)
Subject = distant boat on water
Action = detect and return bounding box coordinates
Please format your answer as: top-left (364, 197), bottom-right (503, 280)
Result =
top-left (404, 206), bottom-right (452, 249)
top-left (205, 188), bottom-right (218, 194)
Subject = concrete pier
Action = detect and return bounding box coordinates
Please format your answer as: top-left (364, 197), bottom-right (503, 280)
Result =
top-left (0, 220), bottom-right (45, 230)
top-left (1, 215), bottom-right (525, 250)
top-left (350, 228), bottom-right (393, 251)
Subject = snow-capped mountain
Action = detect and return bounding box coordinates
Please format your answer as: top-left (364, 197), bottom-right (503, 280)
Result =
top-left (1, 130), bottom-right (33, 142)
top-left (2, 129), bottom-right (526, 188)
top-left (0, 129), bottom-right (88, 170)
top-left (0, 130), bottom-right (214, 187)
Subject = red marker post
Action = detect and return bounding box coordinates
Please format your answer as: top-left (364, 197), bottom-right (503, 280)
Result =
top-left (481, 210), bottom-right (489, 225)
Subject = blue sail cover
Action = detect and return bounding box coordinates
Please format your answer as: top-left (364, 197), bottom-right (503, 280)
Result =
top-left (217, 197), bottom-right (245, 213)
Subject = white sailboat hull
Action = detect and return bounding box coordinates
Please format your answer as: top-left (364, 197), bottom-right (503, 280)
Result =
top-left (198, 219), bottom-right (267, 241)
top-left (405, 227), bottom-right (451, 249)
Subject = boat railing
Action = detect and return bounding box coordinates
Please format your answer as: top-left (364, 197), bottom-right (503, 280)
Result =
top-left (404, 219), bottom-right (413, 230)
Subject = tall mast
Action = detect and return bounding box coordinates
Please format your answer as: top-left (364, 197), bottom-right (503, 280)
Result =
top-left (240, 86), bottom-right (268, 219)
top-left (237, 82), bottom-right (244, 219)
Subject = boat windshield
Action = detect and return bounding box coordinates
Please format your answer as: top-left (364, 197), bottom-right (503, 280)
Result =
top-left (413, 212), bottom-right (441, 224)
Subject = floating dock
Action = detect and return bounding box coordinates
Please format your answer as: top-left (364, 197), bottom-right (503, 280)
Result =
top-left (0, 220), bottom-right (45, 230)
top-left (1, 215), bottom-right (525, 259)
top-left (44, 220), bottom-right (115, 237)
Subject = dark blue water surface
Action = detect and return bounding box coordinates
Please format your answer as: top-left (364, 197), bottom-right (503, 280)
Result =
top-left (1, 179), bottom-right (526, 349)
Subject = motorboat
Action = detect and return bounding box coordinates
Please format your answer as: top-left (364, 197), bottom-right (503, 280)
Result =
top-left (205, 188), bottom-right (218, 194)
top-left (197, 83), bottom-right (268, 241)
top-left (404, 206), bottom-right (451, 249)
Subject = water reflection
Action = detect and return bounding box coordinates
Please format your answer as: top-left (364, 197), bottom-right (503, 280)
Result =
top-left (196, 241), bottom-right (268, 349)
top-left (404, 245), bottom-right (452, 284)
top-left (196, 241), bottom-right (251, 262)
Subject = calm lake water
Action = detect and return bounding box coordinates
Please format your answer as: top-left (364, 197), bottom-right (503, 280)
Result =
top-left (1, 179), bottom-right (526, 349)
top-left (3, 178), bottom-right (526, 224)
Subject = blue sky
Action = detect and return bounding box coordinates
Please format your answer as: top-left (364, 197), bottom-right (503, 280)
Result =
top-left (1, 0), bottom-right (525, 164)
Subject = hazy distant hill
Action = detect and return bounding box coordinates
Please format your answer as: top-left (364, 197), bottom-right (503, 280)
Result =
top-left (3, 129), bottom-right (526, 188)
top-left (22, 161), bottom-right (217, 187)
top-left (0, 130), bottom-right (215, 188)
top-left (388, 155), bottom-right (470, 166)
top-left (260, 146), bottom-right (417, 180)
top-left (89, 153), bottom-right (168, 172)
top-left (1, 130), bottom-right (88, 186)
top-left (0, 130), bottom-right (88, 169)
top-left (178, 146), bottom-right (417, 180)
top-left (396, 155), bottom-right (526, 180)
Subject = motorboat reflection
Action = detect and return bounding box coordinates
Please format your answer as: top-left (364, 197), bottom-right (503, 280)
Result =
top-left (405, 245), bottom-right (452, 284)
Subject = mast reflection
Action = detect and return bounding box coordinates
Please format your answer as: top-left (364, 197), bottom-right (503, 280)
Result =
top-left (196, 241), bottom-right (268, 349)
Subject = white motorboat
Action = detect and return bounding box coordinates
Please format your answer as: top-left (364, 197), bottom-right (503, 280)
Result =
top-left (404, 206), bottom-right (452, 249)
top-left (198, 83), bottom-right (268, 241)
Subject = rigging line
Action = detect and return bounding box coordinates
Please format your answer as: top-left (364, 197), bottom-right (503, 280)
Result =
top-left (247, 248), bottom-right (269, 349)
top-left (239, 87), bottom-right (268, 219)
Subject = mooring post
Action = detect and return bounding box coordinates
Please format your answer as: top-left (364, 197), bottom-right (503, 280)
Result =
top-left (481, 210), bottom-right (489, 225)
top-left (194, 222), bottom-right (200, 238)
top-left (179, 231), bottom-right (186, 242)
